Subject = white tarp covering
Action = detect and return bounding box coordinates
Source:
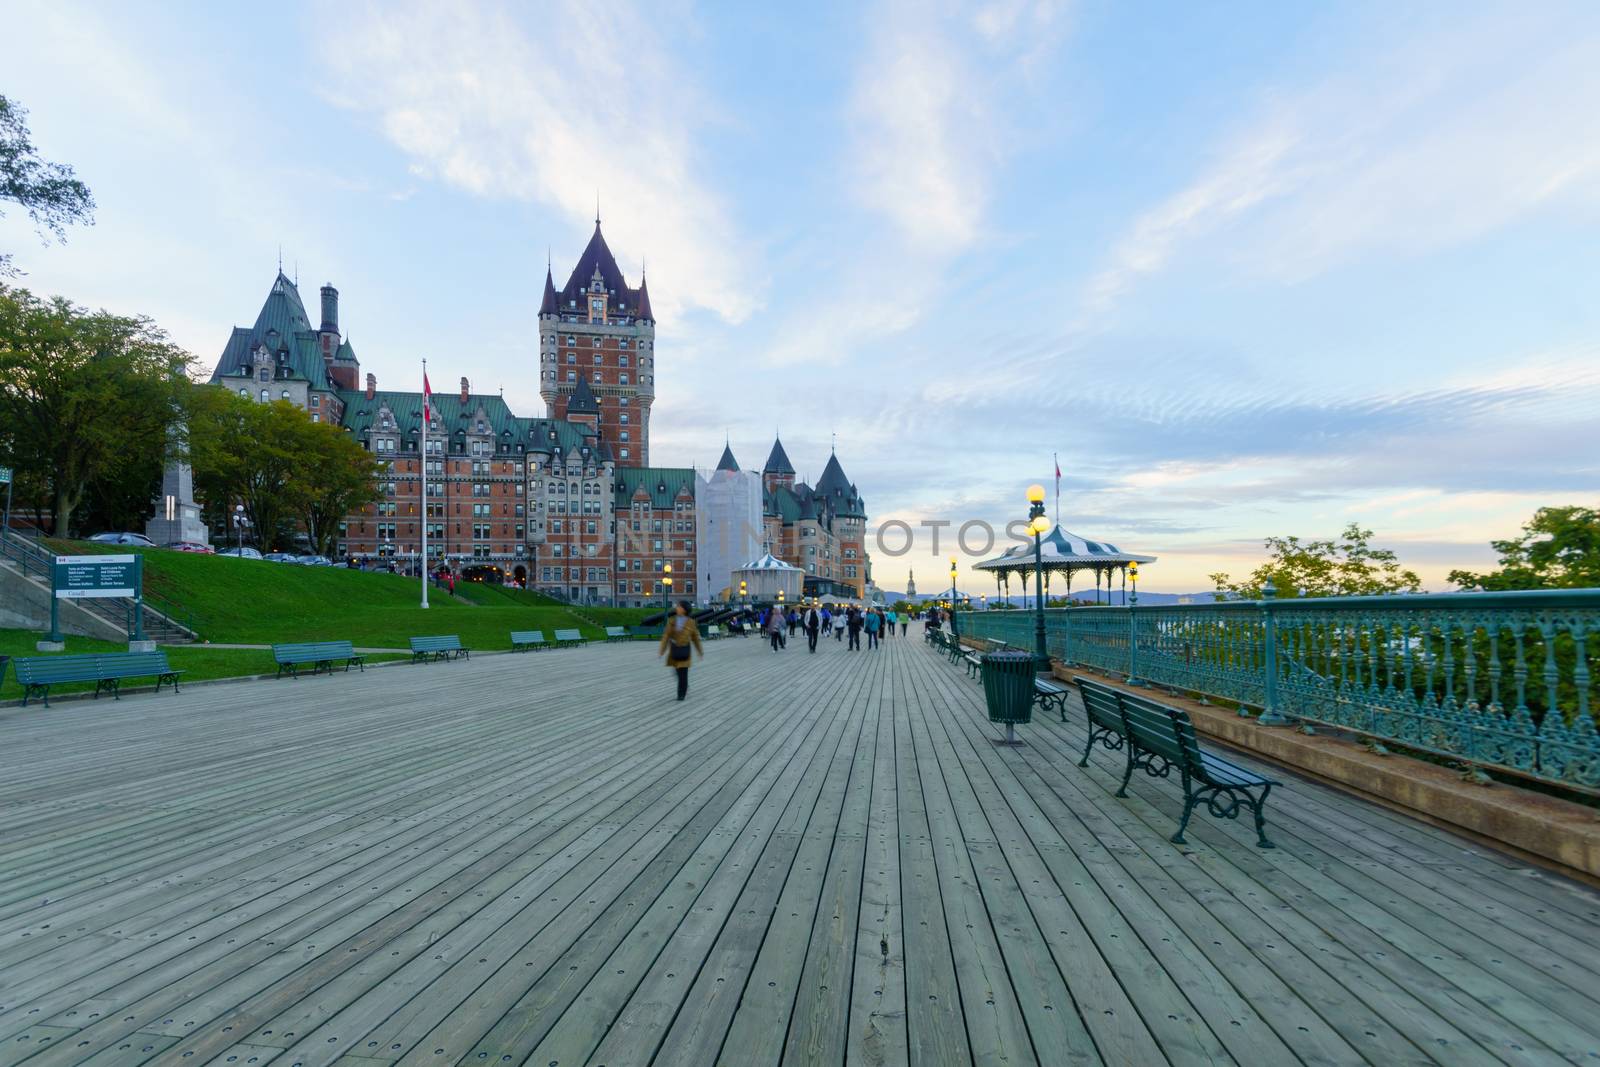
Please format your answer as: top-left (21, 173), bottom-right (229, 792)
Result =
top-left (695, 467), bottom-right (763, 604)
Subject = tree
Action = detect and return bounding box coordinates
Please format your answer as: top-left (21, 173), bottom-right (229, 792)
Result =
top-left (292, 420), bottom-right (382, 556)
top-left (1448, 506), bottom-right (1600, 591)
top-left (1, 95), bottom-right (95, 277)
top-left (1210, 523), bottom-right (1421, 600)
top-left (189, 391), bottom-right (380, 554)
top-left (0, 286), bottom-right (190, 536)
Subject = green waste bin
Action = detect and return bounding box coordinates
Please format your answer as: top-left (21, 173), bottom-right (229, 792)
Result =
top-left (981, 649), bottom-right (1035, 745)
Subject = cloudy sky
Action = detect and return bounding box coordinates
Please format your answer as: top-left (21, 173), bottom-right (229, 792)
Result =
top-left (3, 0), bottom-right (1598, 593)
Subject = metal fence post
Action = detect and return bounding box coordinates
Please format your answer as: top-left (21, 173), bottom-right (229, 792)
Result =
top-left (1257, 578), bottom-right (1287, 725)
top-left (1126, 592), bottom-right (1144, 687)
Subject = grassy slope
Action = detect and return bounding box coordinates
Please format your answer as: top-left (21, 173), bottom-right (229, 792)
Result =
top-left (35, 541), bottom-right (652, 649)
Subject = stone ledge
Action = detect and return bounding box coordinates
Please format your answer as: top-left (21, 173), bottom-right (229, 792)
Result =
top-left (1053, 662), bottom-right (1600, 885)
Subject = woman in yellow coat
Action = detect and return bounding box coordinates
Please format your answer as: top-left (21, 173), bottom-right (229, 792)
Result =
top-left (658, 600), bottom-right (704, 701)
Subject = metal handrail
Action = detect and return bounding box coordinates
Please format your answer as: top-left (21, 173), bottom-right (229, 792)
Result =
top-left (963, 589), bottom-right (1600, 793)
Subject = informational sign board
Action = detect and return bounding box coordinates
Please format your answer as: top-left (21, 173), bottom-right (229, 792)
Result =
top-left (53, 554), bottom-right (141, 599)
top-left (0, 466), bottom-right (12, 484)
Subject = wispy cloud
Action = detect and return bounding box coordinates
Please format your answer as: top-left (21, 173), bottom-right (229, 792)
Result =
top-left (847, 0), bottom-right (1066, 252)
top-left (319, 0), bottom-right (756, 324)
top-left (1083, 10), bottom-right (1600, 314)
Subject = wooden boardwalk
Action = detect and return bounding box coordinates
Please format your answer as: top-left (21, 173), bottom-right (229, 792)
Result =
top-left (2, 630), bottom-right (1598, 1066)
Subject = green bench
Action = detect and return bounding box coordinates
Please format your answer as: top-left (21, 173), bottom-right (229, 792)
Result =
top-left (273, 640), bottom-right (365, 679)
top-left (410, 635), bottom-right (469, 663)
top-left (1074, 676), bottom-right (1278, 849)
top-left (554, 628), bottom-right (586, 647)
top-left (604, 626), bottom-right (629, 643)
top-left (511, 630), bottom-right (547, 651)
top-left (13, 651), bottom-right (184, 708)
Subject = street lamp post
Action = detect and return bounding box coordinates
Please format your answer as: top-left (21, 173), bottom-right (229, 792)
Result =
top-left (948, 556), bottom-right (960, 641)
top-left (662, 562), bottom-right (673, 615)
top-left (1126, 560), bottom-right (1145, 687)
top-left (1026, 484), bottom-right (1050, 674)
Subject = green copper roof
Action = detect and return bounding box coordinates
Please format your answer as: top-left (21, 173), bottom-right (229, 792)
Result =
top-left (208, 272), bottom-right (333, 392)
top-left (614, 466), bottom-right (695, 510)
top-left (337, 389), bottom-right (596, 459)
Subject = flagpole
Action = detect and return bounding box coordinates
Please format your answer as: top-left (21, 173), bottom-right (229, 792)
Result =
top-left (1054, 452), bottom-right (1060, 525)
top-left (421, 359), bottom-right (429, 609)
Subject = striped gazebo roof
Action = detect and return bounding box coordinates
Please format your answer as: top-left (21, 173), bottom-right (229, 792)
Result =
top-left (973, 525), bottom-right (1156, 574)
top-left (736, 552), bottom-right (803, 572)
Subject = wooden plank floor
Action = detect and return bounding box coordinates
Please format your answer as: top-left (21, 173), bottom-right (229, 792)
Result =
top-left (2, 630), bottom-right (1598, 1066)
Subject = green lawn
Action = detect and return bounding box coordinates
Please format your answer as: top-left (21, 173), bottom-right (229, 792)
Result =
top-left (0, 630), bottom-right (408, 702)
top-left (35, 540), bottom-right (653, 648)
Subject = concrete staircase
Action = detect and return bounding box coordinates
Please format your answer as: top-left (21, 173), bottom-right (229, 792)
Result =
top-left (0, 531), bottom-right (198, 644)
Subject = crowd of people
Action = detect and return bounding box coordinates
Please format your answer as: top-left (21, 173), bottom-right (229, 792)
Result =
top-left (660, 600), bottom-right (958, 701)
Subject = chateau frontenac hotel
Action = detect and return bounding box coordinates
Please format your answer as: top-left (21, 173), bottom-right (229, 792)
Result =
top-left (207, 222), bottom-right (872, 605)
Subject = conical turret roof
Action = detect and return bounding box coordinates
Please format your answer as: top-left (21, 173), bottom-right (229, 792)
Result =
top-left (763, 436), bottom-right (795, 475)
top-left (716, 442), bottom-right (740, 472)
top-left (539, 265), bottom-right (558, 315)
top-left (567, 376), bottom-right (599, 415)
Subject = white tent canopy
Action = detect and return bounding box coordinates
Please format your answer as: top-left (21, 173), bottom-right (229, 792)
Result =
top-left (733, 552), bottom-right (804, 601)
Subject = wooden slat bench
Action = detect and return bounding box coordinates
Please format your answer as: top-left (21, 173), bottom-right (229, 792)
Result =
top-left (604, 626), bottom-right (629, 643)
top-left (1074, 676), bottom-right (1278, 849)
top-left (703, 624), bottom-right (724, 641)
top-left (273, 640), bottom-right (365, 679)
top-left (554, 628), bottom-right (586, 647)
top-left (510, 630), bottom-right (546, 652)
top-left (13, 651), bottom-right (184, 708)
top-left (410, 635), bottom-right (469, 663)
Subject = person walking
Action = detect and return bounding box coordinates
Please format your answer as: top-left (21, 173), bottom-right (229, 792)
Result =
top-left (864, 607), bottom-right (881, 650)
top-left (884, 609), bottom-right (896, 639)
top-left (787, 608), bottom-right (799, 641)
top-left (847, 607), bottom-right (864, 651)
top-left (657, 600), bottom-right (703, 701)
top-left (766, 604), bottom-right (785, 651)
top-left (900, 611), bottom-right (908, 636)
top-left (804, 604), bottom-right (821, 653)
top-left (820, 607), bottom-right (832, 636)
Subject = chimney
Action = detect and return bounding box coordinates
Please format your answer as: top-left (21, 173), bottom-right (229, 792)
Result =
top-left (320, 284), bottom-right (339, 334)
top-left (365, 372), bottom-right (376, 400)
top-left (459, 377), bottom-right (470, 402)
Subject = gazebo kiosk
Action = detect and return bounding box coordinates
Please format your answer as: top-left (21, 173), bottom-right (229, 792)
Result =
top-left (732, 552), bottom-right (804, 603)
top-left (974, 526), bottom-right (1156, 606)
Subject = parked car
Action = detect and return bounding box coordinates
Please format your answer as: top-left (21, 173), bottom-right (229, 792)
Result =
top-left (262, 552), bottom-right (300, 563)
top-left (216, 546), bottom-right (264, 560)
top-left (87, 532), bottom-right (155, 547)
top-left (296, 554), bottom-right (334, 566)
top-left (164, 541), bottom-right (215, 554)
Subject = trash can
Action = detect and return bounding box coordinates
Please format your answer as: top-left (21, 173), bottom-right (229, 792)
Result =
top-left (981, 649), bottom-right (1035, 745)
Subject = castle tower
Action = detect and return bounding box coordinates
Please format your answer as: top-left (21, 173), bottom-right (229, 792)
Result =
top-left (761, 436), bottom-right (795, 493)
top-left (538, 219), bottom-right (656, 467)
top-left (907, 569), bottom-right (917, 597)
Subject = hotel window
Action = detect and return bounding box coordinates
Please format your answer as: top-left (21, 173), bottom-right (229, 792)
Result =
top-left (239, 388), bottom-right (248, 397)
top-left (280, 390), bottom-right (290, 399)
top-left (620, 448), bottom-right (629, 459)
top-left (619, 374), bottom-right (629, 386)
top-left (619, 339), bottom-right (629, 349)
top-left (620, 431), bottom-right (629, 442)
top-left (567, 370), bottom-right (576, 382)
top-left (259, 389), bottom-right (269, 402)
top-left (619, 355), bottom-right (629, 366)
top-left (310, 395), bottom-right (320, 408)
top-left (566, 335), bottom-right (576, 345)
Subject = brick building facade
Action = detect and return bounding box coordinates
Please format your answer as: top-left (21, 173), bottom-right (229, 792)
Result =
top-left (206, 223), bottom-right (870, 603)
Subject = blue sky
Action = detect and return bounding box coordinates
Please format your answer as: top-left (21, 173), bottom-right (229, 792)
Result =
top-left (3, 0), bottom-right (1598, 593)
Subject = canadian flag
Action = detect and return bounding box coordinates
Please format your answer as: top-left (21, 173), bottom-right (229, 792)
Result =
top-left (423, 371), bottom-right (432, 423)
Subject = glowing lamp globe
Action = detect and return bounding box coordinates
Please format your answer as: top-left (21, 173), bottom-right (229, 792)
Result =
top-left (1026, 484), bottom-right (1046, 504)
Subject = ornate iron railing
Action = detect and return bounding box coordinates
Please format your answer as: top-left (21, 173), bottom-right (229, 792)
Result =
top-left (962, 590), bottom-right (1600, 793)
